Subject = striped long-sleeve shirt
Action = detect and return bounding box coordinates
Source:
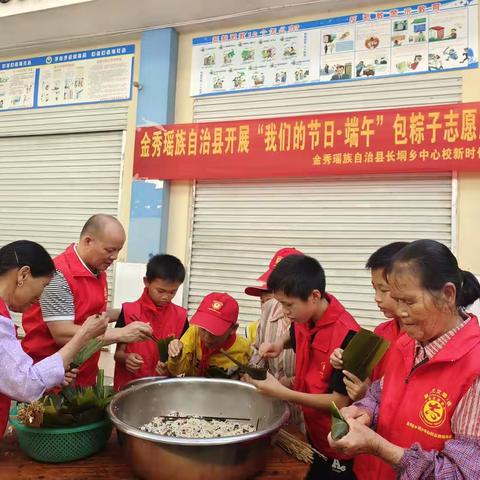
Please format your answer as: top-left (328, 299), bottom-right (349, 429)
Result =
top-left (0, 313), bottom-right (64, 402)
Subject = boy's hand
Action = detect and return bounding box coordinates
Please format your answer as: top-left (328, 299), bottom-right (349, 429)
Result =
top-left (244, 372), bottom-right (290, 400)
top-left (278, 375), bottom-right (294, 389)
top-left (168, 339), bottom-right (183, 358)
top-left (155, 361), bottom-right (169, 376)
top-left (259, 341), bottom-right (283, 359)
top-left (330, 348), bottom-right (344, 369)
top-left (125, 353), bottom-right (144, 373)
top-left (343, 370), bottom-right (371, 402)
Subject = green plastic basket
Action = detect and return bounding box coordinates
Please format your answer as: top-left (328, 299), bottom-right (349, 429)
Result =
top-left (9, 409), bottom-right (112, 463)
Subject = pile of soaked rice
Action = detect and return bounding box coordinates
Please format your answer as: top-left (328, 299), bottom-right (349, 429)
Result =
top-left (140, 414), bottom-right (256, 438)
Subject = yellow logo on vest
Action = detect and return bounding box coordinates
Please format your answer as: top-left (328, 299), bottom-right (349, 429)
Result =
top-left (420, 389), bottom-right (452, 428)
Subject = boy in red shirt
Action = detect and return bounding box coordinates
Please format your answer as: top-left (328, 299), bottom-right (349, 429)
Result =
top-left (247, 254), bottom-right (360, 480)
top-left (113, 254), bottom-right (188, 391)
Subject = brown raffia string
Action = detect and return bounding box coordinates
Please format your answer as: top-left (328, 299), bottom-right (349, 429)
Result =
top-left (275, 429), bottom-right (327, 464)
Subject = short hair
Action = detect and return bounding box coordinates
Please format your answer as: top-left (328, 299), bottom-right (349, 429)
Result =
top-left (80, 214), bottom-right (122, 238)
top-left (365, 242), bottom-right (409, 270)
top-left (0, 240), bottom-right (54, 277)
top-left (146, 254), bottom-right (185, 283)
top-left (267, 254), bottom-right (325, 301)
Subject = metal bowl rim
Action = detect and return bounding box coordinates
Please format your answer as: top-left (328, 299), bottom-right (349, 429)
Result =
top-left (107, 377), bottom-right (289, 446)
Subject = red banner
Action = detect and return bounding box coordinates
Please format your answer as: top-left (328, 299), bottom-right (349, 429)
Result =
top-left (134, 102), bottom-right (480, 180)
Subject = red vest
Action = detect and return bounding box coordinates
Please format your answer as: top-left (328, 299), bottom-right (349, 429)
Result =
top-left (354, 318), bottom-right (403, 479)
top-left (363, 317), bottom-right (480, 480)
top-left (371, 318), bottom-right (402, 381)
top-left (113, 289), bottom-right (187, 391)
top-left (0, 298), bottom-right (12, 436)
top-left (22, 244), bottom-right (107, 387)
top-left (294, 293), bottom-right (360, 458)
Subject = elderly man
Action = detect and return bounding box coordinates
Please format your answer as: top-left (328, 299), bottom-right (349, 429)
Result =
top-left (22, 214), bottom-right (152, 386)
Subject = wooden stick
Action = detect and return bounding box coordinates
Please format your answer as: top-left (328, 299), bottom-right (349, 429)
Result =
top-left (275, 429), bottom-right (327, 464)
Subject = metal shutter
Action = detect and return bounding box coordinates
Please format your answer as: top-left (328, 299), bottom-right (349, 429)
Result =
top-left (193, 74), bottom-right (462, 121)
top-left (187, 75), bottom-right (460, 329)
top-left (189, 174), bottom-right (452, 329)
top-left (0, 103), bottom-right (128, 313)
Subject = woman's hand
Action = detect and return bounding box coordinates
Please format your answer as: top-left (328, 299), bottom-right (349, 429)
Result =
top-left (244, 372), bottom-right (290, 400)
top-left (328, 417), bottom-right (382, 456)
top-left (61, 368), bottom-right (79, 386)
top-left (330, 348), bottom-right (344, 369)
top-left (343, 370), bottom-right (371, 402)
top-left (340, 405), bottom-right (373, 426)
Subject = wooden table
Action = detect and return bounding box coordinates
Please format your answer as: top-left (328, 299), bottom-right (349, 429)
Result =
top-left (0, 428), bottom-right (308, 480)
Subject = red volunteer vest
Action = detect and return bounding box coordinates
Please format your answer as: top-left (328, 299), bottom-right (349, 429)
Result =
top-left (363, 317), bottom-right (480, 480)
top-left (353, 318), bottom-right (403, 479)
top-left (113, 289), bottom-right (187, 391)
top-left (371, 318), bottom-right (402, 381)
top-left (22, 244), bottom-right (107, 387)
top-left (294, 293), bottom-right (360, 458)
top-left (0, 298), bottom-right (12, 436)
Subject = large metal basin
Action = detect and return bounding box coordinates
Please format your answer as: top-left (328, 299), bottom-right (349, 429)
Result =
top-left (108, 377), bottom-right (289, 480)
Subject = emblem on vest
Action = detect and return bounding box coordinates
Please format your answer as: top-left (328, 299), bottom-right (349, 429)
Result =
top-left (209, 300), bottom-right (223, 313)
top-left (419, 389), bottom-right (452, 428)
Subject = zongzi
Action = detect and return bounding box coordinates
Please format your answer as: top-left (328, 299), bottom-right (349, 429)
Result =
top-left (330, 401), bottom-right (349, 441)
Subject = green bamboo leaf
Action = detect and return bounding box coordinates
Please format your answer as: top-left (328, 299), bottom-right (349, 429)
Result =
top-left (157, 335), bottom-right (175, 362)
top-left (341, 328), bottom-right (390, 381)
top-left (330, 401), bottom-right (349, 441)
top-left (71, 338), bottom-right (103, 368)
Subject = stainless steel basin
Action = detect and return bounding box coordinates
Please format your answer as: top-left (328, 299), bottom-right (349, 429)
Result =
top-left (108, 377), bottom-right (289, 480)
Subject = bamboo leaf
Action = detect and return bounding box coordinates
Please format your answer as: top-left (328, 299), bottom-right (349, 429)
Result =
top-left (341, 328), bottom-right (390, 381)
top-left (330, 401), bottom-right (349, 441)
top-left (71, 338), bottom-right (103, 368)
top-left (157, 335), bottom-right (175, 362)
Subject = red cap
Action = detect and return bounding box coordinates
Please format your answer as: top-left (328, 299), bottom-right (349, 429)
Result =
top-left (257, 247), bottom-right (304, 283)
top-left (244, 283), bottom-right (270, 297)
top-left (191, 292), bottom-right (239, 336)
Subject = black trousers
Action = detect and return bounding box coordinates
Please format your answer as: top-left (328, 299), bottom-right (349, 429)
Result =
top-left (305, 454), bottom-right (356, 480)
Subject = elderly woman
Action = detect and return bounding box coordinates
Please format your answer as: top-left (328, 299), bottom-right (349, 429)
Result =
top-left (328, 239), bottom-right (480, 479)
top-left (0, 240), bottom-right (108, 436)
